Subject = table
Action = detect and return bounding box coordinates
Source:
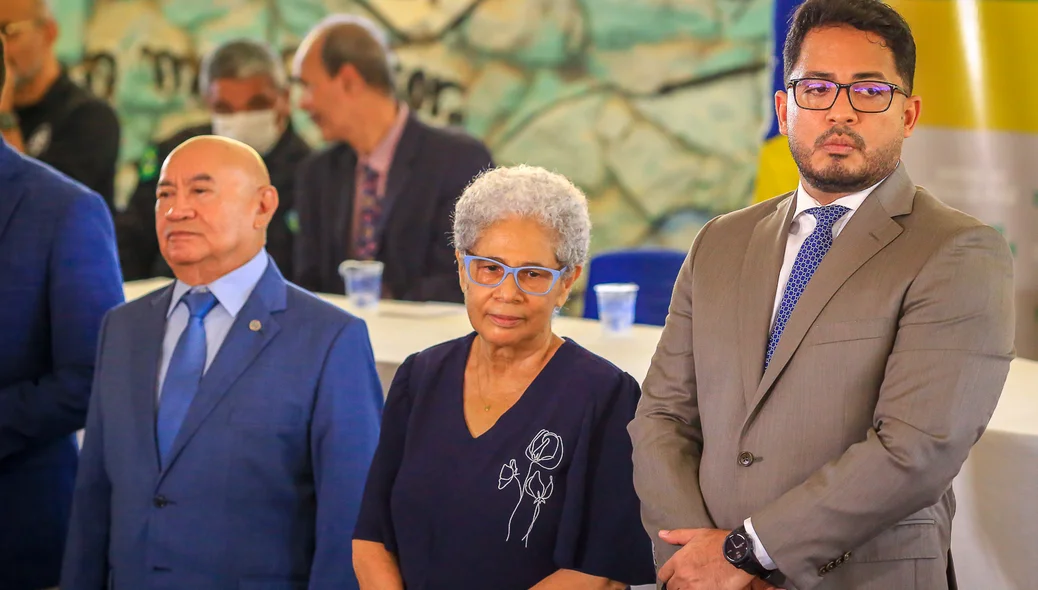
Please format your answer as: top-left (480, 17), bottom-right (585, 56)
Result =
top-left (949, 357), bottom-right (1038, 589)
top-left (122, 279), bottom-right (1038, 587)
top-left (122, 278), bottom-right (665, 389)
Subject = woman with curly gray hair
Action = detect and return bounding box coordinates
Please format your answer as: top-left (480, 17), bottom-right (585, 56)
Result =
top-left (353, 165), bottom-right (654, 589)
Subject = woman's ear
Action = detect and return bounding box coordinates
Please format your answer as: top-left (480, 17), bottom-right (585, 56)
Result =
top-left (555, 265), bottom-right (583, 309)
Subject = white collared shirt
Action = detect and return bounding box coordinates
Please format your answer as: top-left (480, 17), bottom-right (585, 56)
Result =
top-left (156, 250), bottom-right (269, 398)
top-left (768, 181), bottom-right (882, 330)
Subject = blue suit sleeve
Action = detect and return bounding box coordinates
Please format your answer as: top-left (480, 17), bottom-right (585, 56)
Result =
top-left (0, 190), bottom-right (124, 461)
top-left (60, 313), bottom-right (113, 590)
top-left (309, 317), bottom-right (384, 590)
top-left (353, 353), bottom-right (417, 551)
top-left (554, 373), bottom-right (657, 585)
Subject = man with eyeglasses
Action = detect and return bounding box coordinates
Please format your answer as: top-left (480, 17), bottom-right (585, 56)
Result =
top-left (630, 0), bottom-right (1014, 589)
top-left (0, 0), bottom-right (120, 212)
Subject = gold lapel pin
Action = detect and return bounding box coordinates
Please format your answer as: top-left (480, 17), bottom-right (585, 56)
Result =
top-left (249, 320), bottom-right (262, 332)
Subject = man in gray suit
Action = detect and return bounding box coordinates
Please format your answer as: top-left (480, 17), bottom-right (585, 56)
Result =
top-left (628, 0), bottom-right (1015, 589)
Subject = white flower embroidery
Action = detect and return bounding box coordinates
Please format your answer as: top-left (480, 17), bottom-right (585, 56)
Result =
top-left (500, 430), bottom-right (564, 547)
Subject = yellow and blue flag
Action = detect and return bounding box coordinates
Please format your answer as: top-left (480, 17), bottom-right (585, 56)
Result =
top-left (752, 0), bottom-right (804, 203)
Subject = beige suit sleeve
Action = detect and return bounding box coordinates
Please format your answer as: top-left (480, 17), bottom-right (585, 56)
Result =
top-left (751, 225), bottom-right (1016, 589)
top-left (628, 217), bottom-right (719, 570)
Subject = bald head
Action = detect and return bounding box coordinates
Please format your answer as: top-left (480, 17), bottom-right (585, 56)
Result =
top-left (156, 135), bottom-right (279, 285)
top-left (167, 135), bottom-right (272, 187)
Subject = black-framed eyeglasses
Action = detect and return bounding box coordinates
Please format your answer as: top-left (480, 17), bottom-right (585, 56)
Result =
top-left (787, 78), bottom-right (910, 113)
top-left (461, 253), bottom-right (567, 296)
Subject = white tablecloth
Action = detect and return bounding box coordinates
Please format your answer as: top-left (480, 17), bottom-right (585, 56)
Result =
top-left (122, 278), bottom-right (664, 390)
top-left (950, 357), bottom-right (1038, 589)
top-left (123, 279), bottom-right (1038, 587)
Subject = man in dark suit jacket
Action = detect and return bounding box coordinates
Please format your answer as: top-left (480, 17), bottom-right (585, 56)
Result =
top-left (293, 15), bottom-right (493, 303)
top-left (0, 31), bottom-right (124, 589)
top-left (61, 136), bottom-right (382, 590)
top-left (117, 38), bottom-right (311, 281)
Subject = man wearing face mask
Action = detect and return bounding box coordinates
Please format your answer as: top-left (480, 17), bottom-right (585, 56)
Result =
top-left (117, 38), bottom-right (311, 281)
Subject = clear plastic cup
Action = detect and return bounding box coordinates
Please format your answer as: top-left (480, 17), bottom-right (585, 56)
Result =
top-left (338, 260), bottom-right (384, 310)
top-left (594, 283), bottom-right (639, 335)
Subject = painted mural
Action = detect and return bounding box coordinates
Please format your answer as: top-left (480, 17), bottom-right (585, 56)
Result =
top-left (56, 0), bottom-right (772, 252)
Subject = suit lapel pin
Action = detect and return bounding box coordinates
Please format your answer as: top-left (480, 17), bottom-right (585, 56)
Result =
top-left (249, 320), bottom-right (262, 332)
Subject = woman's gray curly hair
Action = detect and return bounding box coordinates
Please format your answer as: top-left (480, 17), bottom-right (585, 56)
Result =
top-left (452, 165), bottom-right (591, 272)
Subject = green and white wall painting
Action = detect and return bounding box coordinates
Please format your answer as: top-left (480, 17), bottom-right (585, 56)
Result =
top-left (57, 0), bottom-right (773, 253)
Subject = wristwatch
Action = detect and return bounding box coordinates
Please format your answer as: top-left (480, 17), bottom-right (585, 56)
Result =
top-left (0, 111), bottom-right (18, 131)
top-left (724, 525), bottom-right (774, 579)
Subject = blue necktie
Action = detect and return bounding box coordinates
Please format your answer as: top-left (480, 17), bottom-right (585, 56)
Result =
top-left (157, 290), bottom-right (218, 467)
top-left (765, 204), bottom-right (850, 370)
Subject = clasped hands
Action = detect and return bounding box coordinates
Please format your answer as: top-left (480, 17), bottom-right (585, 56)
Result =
top-left (657, 529), bottom-right (778, 590)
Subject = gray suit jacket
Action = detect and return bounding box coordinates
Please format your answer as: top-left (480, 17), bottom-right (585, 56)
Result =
top-left (629, 165), bottom-right (1015, 590)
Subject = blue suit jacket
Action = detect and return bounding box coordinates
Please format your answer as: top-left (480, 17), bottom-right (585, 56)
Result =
top-left (61, 261), bottom-right (383, 590)
top-left (0, 141), bottom-right (123, 589)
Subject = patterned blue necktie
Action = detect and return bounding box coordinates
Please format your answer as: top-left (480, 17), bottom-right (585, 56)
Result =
top-left (765, 204), bottom-right (850, 370)
top-left (156, 289), bottom-right (218, 467)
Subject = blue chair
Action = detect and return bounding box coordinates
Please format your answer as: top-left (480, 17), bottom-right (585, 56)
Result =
top-left (583, 249), bottom-right (687, 327)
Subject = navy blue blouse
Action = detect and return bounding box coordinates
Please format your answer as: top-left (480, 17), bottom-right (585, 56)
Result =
top-left (354, 333), bottom-right (655, 589)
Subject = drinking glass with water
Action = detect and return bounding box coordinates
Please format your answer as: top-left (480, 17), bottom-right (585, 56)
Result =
top-left (594, 283), bottom-right (639, 335)
top-left (338, 260), bottom-right (385, 310)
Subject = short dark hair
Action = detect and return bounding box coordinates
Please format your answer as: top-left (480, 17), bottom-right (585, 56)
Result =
top-left (783, 0), bottom-right (916, 92)
top-left (200, 39), bottom-right (287, 94)
top-left (319, 20), bottom-right (394, 95)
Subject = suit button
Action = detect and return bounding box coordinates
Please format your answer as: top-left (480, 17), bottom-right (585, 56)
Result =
top-left (738, 451), bottom-right (755, 467)
top-left (153, 495), bottom-right (169, 508)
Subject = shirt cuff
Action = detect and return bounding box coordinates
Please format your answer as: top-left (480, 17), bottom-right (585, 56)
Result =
top-left (744, 517), bottom-right (777, 571)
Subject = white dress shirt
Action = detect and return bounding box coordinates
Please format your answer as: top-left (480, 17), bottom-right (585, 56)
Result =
top-left (157, 250), bottom-right (269, 398)
top-left (747, 176), bottom-right (885, 570)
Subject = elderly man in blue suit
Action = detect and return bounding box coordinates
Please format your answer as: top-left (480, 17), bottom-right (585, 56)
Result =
top-left (61, 135), bottom-right (383, 590)
top-left (0, 35), bottom-right (124, 590)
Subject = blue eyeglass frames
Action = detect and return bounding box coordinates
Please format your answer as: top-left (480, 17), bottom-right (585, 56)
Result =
top-left (462, 254), bottom-right (568, 296)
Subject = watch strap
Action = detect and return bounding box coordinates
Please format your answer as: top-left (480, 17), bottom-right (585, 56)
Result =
top-left (727, 526), bottom-right (774, 579)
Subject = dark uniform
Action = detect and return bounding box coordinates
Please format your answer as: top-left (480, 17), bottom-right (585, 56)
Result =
top-left (116, 122), bottom-right (311, 280)
top-left (15, 70), bottom-right (121, 212)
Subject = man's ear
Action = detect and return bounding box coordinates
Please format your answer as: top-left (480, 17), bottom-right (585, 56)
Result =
top-left (254, 185), bottom-right (279, 230)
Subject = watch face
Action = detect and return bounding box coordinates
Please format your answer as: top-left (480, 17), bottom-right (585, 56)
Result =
top-left (725, 532), bottom-right (750, 563)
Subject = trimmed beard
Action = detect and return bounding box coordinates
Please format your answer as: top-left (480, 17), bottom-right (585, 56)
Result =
top-left (789, 126), bottom-right (901, 194)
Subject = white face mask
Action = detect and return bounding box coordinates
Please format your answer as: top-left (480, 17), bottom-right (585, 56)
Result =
top-left (211, 109), bottom-right (282, 155)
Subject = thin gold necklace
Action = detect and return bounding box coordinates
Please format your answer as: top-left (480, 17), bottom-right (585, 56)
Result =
top-left (477, 386), bottom-right (492, 412)
top-left (475, 364), bottom-right (503, 412)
